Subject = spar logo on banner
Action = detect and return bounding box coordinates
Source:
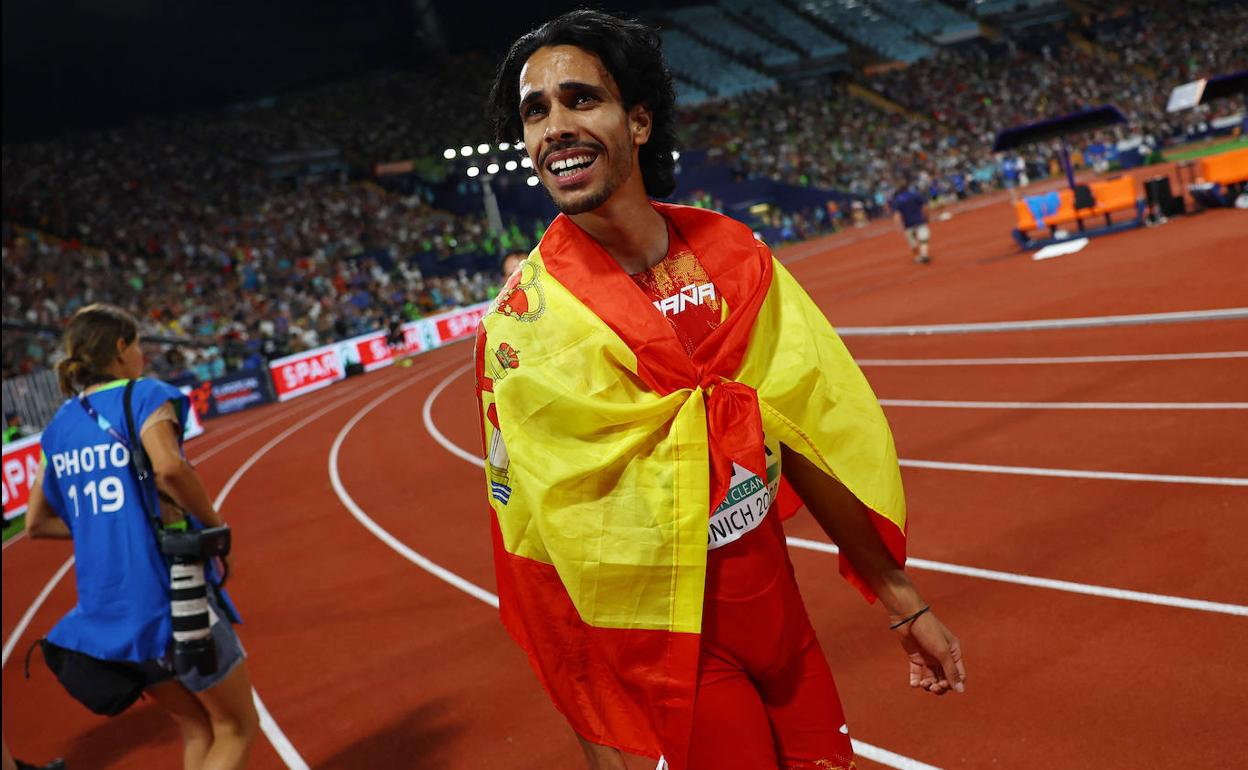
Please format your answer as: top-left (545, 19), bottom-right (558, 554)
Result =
top-left (2, 434), bottom-right (42, 521)
top-left (433, 302), bottom-right (490, 345)
top-left (269, 345), bottom-right (345, 401)
top-left (355, 322), bottom-right (427, 372)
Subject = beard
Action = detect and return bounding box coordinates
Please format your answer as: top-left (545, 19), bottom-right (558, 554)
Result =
top-left (541, 141), bottom-right (635, 215)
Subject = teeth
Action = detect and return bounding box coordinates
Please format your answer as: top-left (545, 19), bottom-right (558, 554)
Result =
top-left (550, 155), bottom-right (594, 174)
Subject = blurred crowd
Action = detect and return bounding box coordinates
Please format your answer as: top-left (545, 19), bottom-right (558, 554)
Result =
top-left (4, 1), bottom-right (1245, 386)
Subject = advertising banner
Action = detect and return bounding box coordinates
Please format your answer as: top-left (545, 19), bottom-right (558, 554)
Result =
top-left (182, 370), bottom-right (276, 419)
top-left (354, 324), bottom-right (428, 372)
top-left (269, 345), bottom-right (346, 402)
top-left (431, 302), bottom-right (490, 345)
top-left (2, 434), bottom-right (42, 521)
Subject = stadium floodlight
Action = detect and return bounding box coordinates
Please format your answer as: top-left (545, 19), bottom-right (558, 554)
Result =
top-left (520, 157), bottom-right (532, 169)
top-left (499, 142), bottom-right (511, 151)
top-left (526, 176), bottom-right (539, 186)
top-left (672, 150), bottom-right (680, 161)
top-left (505, 160), bottom-right (518, 171)
top-left (477, 143), bottom-right (490, 154)
top-left (443, 148), bottom-right (457, 160)
top-left (460, 145), bottom-right (473, 157)
top-left (467, 166), bottom-right (480, 178)
top-left (515, 141), bottom-right (525, 150)
top-left (487, 163), bottom-right (500, 175)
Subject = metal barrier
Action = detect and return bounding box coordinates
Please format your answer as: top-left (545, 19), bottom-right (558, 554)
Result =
top-left (2, 369), bottom-right (64, 433)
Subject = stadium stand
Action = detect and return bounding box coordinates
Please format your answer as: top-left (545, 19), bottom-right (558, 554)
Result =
top-left (660, 27), bottom-right (778, 98)
top-left (873, 0), bottom-right (981, 44)
top-left (798, 0), bottom-right (935, 62)
top-left (666, 5), bottom-right (800, 68)
top-left (719, 0), bottom-right (849, 60)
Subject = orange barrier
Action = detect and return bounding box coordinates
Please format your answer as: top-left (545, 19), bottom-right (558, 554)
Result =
top-left (1014, 175), bottom-right (1140, 234)
top-left (1199, 147), bottom-right (1248, 186)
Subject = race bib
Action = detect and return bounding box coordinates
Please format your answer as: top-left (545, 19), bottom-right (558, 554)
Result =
top-left (707, 449), bottom-right (780, 550)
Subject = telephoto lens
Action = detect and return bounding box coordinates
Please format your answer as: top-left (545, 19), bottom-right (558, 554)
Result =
top-left (169, 560), bottom-right (218, 675)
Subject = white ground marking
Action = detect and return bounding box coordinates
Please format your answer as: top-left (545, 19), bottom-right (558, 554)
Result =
top-left (786, 538), bottom-right (1248, 617)
top-left (407, 364), bottom-right (942, 770)
top-left (857, 351), bottom-right (1248, 366)
top-left (898, 458), bottom-right (1248, 486)
top-left (879, 399), bottom-right (1248, 410)
top-left (836, 307), bottom-right (1248, 337)
top-left (2, 557), bottom-right (74, 668)
top-left (329, 362), bottom-right (499, 607)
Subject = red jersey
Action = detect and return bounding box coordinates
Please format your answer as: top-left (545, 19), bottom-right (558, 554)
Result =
top-left (630, 218), bottom-right (789, 604)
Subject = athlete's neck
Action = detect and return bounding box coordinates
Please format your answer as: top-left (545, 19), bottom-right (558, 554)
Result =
top-left (570, 188), bottom-right (667, 275)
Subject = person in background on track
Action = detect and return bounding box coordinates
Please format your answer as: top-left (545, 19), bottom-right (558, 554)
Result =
top-left (24, 304), bottom-right (258, 770)
top-left (478, 11), bottom-right (965, 770)
top-left (891, 177), bottom-right (933, 265)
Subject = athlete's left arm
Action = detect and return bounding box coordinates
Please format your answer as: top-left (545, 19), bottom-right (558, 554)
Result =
top-left (780, 445), bottom-right (966, 696)
top-left (25, 460), bottom-right (71, 539)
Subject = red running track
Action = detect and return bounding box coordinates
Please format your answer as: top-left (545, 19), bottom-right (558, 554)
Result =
top-left (3, 200), bottom-right (1246, 769)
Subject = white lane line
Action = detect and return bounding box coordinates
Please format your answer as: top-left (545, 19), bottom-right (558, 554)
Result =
top-left (210, 373), bottom-right (401, 509)
top-left (786, 538), bottom-right (1248, 617)
top-left (858, 351), bottom-right (1248, 366)
top-left (899, 458), bottom-right (1248, 486)
top-left (2, 557), bottom-right (75, 668)
top-left (410, 364), bottom-right (940, 770)
top-left (879, 399), bottom-right (1248, 410)
top-left (3, 531), bottom-right (26, 550)
top-left (197, 373), bottom-right (400, 471)
top-left (837, 307), bottom-right (1248, 337)
top-left (330, 361), bottom-right (498, 608)
top-left (421, 363), bottom-right (485, 468)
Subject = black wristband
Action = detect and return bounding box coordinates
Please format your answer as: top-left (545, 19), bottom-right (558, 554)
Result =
top-left (889, 605), bottom-right (931, 630)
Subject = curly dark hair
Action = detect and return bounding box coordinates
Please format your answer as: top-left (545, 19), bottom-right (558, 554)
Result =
top-left (487, 9), bottom-right (678, 199)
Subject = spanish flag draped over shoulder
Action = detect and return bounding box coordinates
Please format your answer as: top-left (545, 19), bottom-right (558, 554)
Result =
top-left (476, 202), bottom-right (906, 767)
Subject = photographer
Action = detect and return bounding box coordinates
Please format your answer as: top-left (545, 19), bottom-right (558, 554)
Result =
top-left (24, 304), bottom-right (258, 770)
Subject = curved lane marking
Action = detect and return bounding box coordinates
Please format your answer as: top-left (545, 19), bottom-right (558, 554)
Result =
top-left (329, 360), bottom-right (499, 607)
top-left (836, 307), bottom-right (1248, 337)
top-left (858, 351), bottom-right (1248, 366)
top-left (1, 556), bottom-right (74, 668)
top-left (898, 459), bottom-right (1247, 487)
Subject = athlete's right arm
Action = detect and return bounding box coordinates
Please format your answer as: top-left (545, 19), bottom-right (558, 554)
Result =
top-left (25, 459), bottom-right (70, 539)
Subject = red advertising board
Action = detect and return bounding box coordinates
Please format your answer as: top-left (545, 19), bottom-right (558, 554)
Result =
top-left (269, 345), bottom-right (345, 402)
top-left (433, 304), bottom-right (489, 345)
top-left (2, 434), bottom-right (42, 521)
top-left (355, 324), bottom-right (427, 372)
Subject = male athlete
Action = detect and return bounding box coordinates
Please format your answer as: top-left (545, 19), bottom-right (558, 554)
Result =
top-left (476, 11), bottom-right (965, 770)
top-left (890, 178), bottom-right (932, 265)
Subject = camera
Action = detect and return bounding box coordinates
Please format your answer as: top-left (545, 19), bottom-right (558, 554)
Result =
top-left (160, 526), bottom-right (231, 676)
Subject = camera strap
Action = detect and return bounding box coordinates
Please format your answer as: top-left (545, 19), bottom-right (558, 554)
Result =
top-left (76, 381), bottom-right (163, 540)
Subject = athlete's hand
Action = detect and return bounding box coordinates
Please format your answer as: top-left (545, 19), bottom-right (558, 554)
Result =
top-left (893, 611), bottom-right (965, 695)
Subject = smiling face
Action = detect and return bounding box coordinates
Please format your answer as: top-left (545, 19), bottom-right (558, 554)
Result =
top-left (518, 45), bottom-right (652, 215)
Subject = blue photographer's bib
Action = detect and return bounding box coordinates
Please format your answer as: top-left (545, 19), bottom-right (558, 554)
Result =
top-left (40, 378), bottom-right (191, 662)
